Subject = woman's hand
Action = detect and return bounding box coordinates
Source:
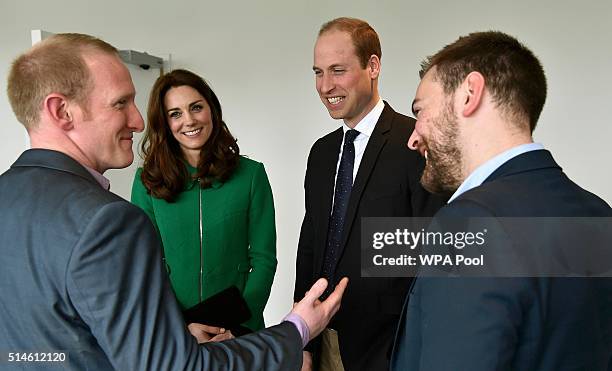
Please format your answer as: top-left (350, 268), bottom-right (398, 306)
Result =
top-left (187, 323), bottom-right (235, 343)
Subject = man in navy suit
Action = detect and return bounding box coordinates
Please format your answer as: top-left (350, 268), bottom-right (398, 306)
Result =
top-left (391, 31), bottom-right (612, 370)
top-left (295, 17), bottom-right (444, 371)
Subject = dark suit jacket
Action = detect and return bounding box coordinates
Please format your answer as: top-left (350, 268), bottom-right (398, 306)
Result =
top-left (0, 149), bottom-right (301, 371)
top-left (294, 102), bottom-right (445, 370)
top-left (391, 149), bottom-right (612, 371)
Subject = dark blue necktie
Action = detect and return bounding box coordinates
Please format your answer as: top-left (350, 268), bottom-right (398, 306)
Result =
top-left (321, 129), bottom-right (360, 299)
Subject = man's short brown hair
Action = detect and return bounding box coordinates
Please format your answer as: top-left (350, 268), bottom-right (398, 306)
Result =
top-left (7, 33), bottom-right (118, 129)
top-left (420, 31), bottom-right (547, 132)
top-left (319, 17), bottom-right (381, 69)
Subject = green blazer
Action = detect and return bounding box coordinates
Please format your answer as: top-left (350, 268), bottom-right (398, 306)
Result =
top-left (131, 156), bottom-right (276, 331)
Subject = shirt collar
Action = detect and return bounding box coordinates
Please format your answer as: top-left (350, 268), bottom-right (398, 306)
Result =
top-left (341, 98), bottom-right (384, 137)
top-left (83, 165), bottom-right (111, 190)
top-left (184, 161), bottom-right (223, 189)
top-left (448, 142), bottom-right (544, 204)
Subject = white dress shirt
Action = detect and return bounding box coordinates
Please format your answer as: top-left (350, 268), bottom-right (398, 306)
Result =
top-left (331, 98), bottom-right (385, 208)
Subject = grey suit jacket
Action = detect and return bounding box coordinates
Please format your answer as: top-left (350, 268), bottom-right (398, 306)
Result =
top-left (391, 150), bottom-right (612, 371)
top-left (0, 149), bottom-right (301, 371)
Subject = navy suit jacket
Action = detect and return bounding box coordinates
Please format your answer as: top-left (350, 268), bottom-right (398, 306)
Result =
top-left (295, 103), bottom-right (445, 370)
top-left (0, 149), bottom-right (302, 371)
top-left (391, 149), bottom-right (612, 371)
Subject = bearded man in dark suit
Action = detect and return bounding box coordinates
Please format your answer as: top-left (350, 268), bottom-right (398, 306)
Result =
top-left (391, 31), bottom-right (612, 371)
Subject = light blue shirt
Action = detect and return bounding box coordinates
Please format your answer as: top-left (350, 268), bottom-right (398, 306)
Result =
top-left (448, 142), bottom-right (545, 204)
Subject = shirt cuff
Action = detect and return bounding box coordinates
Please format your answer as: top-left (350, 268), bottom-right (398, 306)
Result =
top-left (283, 312), bottom-right (310, 348)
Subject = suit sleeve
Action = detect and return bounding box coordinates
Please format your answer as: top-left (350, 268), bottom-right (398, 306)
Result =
top-left (242, 162), bottom-right (277, 330)
top-left (413, 277), bottom-right (524, 371)
top-left (404, 200), bottom-right (523, 371)
top-left (294, 147), bottom-right (316, 302)
top-left (294, 147), bottom-right (320, 354)
top-left (66, 201), bottom-right (302, 371)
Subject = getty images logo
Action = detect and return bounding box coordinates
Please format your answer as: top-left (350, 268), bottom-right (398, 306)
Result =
top-left (372, 228), bottom-right (487, 250)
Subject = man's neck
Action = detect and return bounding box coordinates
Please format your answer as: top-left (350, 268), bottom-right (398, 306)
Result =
top-left (463, 135), bottom-right (533, 178)
top-left (343, 93), bottom-right (381, 129)
top-left (29, 129), bottom-right (100, 173)
top-left (460, 115), bottom-right (533, 178)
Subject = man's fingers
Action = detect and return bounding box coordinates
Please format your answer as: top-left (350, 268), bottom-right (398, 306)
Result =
top-left (303, 278), bottom-right (329, 304)
top-left (321, 277), bottom-right (348, 313)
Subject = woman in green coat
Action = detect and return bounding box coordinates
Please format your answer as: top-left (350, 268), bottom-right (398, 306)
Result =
top-left (131, 69), bottom-right (276, 333)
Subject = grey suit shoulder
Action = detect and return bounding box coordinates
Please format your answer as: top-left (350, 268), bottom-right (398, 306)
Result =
top-left (0, 149), bottom-right (302, 371)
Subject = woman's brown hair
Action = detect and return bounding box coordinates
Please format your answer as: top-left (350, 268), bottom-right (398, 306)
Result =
top-left (140, 69), bottom-right (239, 202)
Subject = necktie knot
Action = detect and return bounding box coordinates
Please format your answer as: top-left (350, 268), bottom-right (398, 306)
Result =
top-left (344, 129), bottom-right (360, 145)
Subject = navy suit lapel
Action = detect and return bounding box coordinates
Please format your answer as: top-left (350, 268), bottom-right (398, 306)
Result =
top-left (483, 149), bottom-right (560, 184)
top-left (337, 104), bottom-right (394, 260)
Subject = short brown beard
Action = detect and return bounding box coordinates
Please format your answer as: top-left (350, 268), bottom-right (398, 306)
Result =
top-left (420, 102), bottom-right (463, 195)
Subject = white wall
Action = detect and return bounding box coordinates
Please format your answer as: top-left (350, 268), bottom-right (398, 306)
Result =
top-left (1, 0), bottom-right (611, 325)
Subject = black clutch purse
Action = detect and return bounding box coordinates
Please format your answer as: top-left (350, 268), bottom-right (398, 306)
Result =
top-left (182, 285), bottom-right (253, 336)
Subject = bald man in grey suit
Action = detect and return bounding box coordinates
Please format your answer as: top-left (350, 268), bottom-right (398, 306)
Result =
top-left (0, 33), bottom-right (347, 371)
